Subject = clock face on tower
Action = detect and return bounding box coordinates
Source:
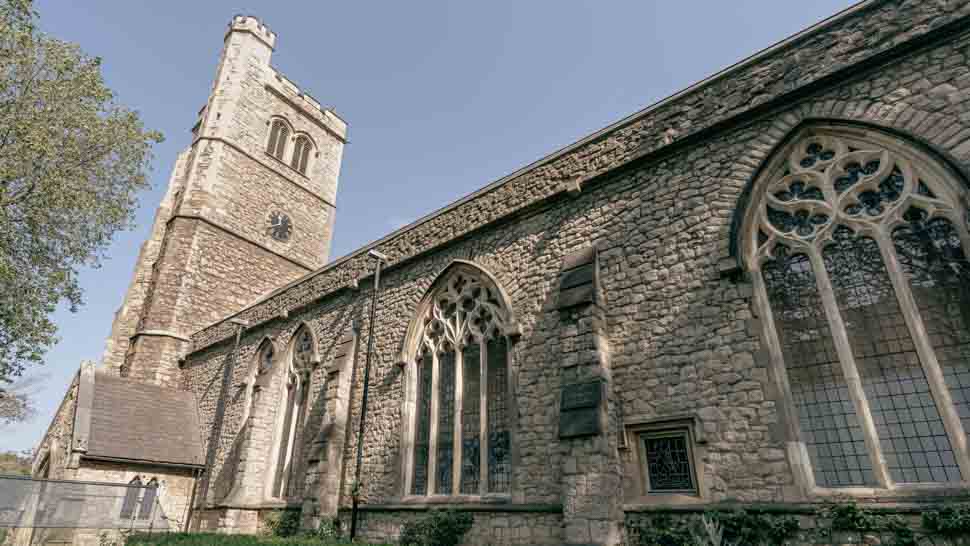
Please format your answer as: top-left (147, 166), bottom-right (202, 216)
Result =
top-left (268, 211), bottom-right (292, 242)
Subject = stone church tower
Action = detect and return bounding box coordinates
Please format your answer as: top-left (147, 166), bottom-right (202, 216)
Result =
top-left (102, 16), bottom-right (346, 387)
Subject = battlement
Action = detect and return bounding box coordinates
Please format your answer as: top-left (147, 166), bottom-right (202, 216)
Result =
top-left (269, 67), bottom-right (348, 136)
top-left (227, 14), bottom-right (277, 50)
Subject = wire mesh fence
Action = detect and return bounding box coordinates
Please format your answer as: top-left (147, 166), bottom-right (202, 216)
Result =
top-left (0, 474), bottom-right (170, 531)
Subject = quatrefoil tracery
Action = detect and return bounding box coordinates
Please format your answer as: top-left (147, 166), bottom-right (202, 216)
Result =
top-left (420, 271), bottom-right (507, 354)
top-left (754, 134), bottom-right (954, 263)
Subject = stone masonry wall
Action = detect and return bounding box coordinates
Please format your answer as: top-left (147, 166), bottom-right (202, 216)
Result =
top-left (104, 14), bottom-right (346, 387)
top-left (177, 2), bottom-right (970, 543)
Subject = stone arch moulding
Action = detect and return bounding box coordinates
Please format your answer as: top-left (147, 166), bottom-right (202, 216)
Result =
top-left (736, 120), bottom-right (970, 495)
top-left (286, 321), bottom-right (322, 369)
top-left (395, 258), bottom-right (521, 500)
top-left (395, 259), bottom-right (521, 368)
top-left (728, 119), bottom-right (970, 271)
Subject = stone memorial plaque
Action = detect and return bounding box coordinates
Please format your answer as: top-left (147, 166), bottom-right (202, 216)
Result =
top-left (559, 381), bottom-right (603, 438)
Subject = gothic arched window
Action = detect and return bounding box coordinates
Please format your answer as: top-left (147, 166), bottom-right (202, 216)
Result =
top-left (271, 326), bottom-right (315, 499)
top-left (137, 478), bottom-right (158, 521)
top-left (119, 476), bottom-right (141, 520)
top-left (743, 125), bottom-right (970, 489)
top-left (405, 265), bottom-right (513, 497)
top-left (291, 135), bottom-right (313, 174)
top-left (267, 119), bottom-right (290, 160)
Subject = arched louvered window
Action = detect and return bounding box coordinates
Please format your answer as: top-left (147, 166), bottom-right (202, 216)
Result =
top-left (272, 326), bottom-right (315, 499)
top-left (267, 119), bottom-right (289, 160)
top-left (406, 265), bottom-right (513, 497)
top-left (291, 135), bottom-right (313, 174)
top-left (137, 478), bottom-right (158, 520)
top-left (742, 125), bottom-right (970, 489)
top-left (119, 476), bottom-right (141, 520)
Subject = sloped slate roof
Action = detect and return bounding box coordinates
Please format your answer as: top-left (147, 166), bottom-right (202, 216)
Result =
top-left (85, 372), bottom-right (204, 467)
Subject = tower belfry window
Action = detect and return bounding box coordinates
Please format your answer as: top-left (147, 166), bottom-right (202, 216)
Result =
top-left (267, 119), bottom-right (289, 160)
top-left (291, 136), bottom-right (312, 174)
top-left (743, 126), bottom-right (970, 489)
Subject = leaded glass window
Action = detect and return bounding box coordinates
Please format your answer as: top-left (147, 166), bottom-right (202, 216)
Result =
top-left (642, 430), bottom-right (697, 493)
top-left (408, 266), bottom-right (513, 497)
top-left (745, 128), bottom-right (970, 489)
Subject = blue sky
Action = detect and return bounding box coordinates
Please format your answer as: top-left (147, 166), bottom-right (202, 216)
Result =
top-left (3, 0), bottom-right (857, 452)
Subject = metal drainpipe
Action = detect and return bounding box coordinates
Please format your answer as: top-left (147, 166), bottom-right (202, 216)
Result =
top-left (349, 249), bottom-right (388, 540)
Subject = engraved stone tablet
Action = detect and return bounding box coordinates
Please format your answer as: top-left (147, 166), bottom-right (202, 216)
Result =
top-left (559, 381), bottom-right (603, 438)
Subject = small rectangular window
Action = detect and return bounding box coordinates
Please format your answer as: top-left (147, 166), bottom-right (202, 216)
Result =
top-left (640, 428), bottom-right (698, 494)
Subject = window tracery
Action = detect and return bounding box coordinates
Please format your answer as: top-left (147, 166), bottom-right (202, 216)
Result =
top-left (271, 326), bottom-right (315, 499)
top-left (407, 267), bottom-right (512, 497)
top-left (746, 128), bottom-right (970, 489)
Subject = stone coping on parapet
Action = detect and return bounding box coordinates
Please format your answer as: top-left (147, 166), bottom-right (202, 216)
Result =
top-left (188, 0), bottom-right (970, 353)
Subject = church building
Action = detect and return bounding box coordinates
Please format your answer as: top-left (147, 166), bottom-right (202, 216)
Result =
top-left (28, 1), bottom-right (970, 544)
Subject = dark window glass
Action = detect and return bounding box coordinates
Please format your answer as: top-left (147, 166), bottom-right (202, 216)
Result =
top-left (762, 246), bottom-right (874, 487)
top-left (411, 351), bottom-right (433, 495)
top-left (486, 337), bottom-right (510, 493)
top-left (825, 226), bottom-right (959, 483)
top-left (894, 209), bottom-right (970, 482)
top-left (460, 343), bottom-right (481, 494)
top-left (435, 350), bottom-right (456, 494)
top-left (643, 431), bottom-right (695, 492)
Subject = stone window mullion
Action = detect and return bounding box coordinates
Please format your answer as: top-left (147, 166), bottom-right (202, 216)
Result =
top-left (749, 268), bottom-right (816, 488)
top-left (453, 346), bottom-right (464, 496)
top-left (808, 247), bottom-right (892, 488)
top-left (873, 228), bottom-right (970, 478)
top-left (427, 351), bottom-right (440, 495)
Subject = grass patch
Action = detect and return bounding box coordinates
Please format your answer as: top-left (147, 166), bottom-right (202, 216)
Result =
top-left (124, 533), bottom-right (391, 546)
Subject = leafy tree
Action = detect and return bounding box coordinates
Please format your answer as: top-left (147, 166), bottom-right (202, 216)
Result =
top-left (0, 0), bottom-right (162, 389)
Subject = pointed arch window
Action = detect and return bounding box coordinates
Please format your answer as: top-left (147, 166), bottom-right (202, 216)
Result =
top-left (272, 326), bottom-right (315, 499)
top-left (406, 266), bottom-right (513, 497)
top-left (137, 478), bottom-right (158, 521)
top-left (291, 135), bottom-right (313, 174)
top-left (119, 477), bottom-right (141, 520)
top-left (743, 126), bottom-right (970, 489)
top-left (267, 119), bottom-right (289, 160)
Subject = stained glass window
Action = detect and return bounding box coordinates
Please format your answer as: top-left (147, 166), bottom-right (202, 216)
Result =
top-left (746, 128), bottom-right (970, 489)
top-left (643, 431), bottom-right (696, 492)
top-left (412, 352), bottom-right (433, 495)
top-left (408, 267), bottom-right (512, 497)
top-left (435, 350), bottom-right (455, 494)
top-left (460, 343), bottom-right (481, 494)
top-left (487, 336), bottom-right (510, 493)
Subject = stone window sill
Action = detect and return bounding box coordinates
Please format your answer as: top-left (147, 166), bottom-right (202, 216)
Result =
top-left (264, 151), bottom-right (310, 179)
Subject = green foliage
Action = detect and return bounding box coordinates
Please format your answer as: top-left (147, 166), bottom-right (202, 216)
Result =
top-left (310, 518), bottom-right (342, 541)
top-left (399, 509), bottom-right (474, 546)
top-left (924, 506), bottom-right (970, 536)
top-left (263, 509), bottom-right (302, 538)
top-left (713, 510), bottom-right (799, 546)
top-left (0, 0), bottom-right (162, 387)
top-left (125, 533), bottom-right (389, 546)
top-left (625, 511), bottom-right (800, 546)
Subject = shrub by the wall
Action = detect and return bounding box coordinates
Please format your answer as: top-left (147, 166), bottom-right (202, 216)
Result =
top-left (399, 510), bottom-right (474, 546)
